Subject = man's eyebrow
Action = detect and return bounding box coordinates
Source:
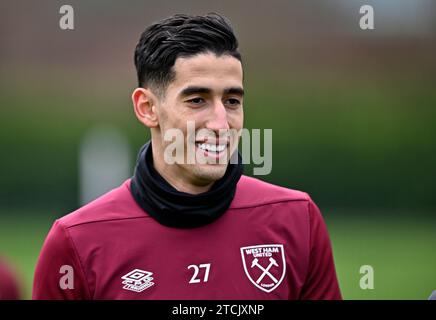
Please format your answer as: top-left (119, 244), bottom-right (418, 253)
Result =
top-left (179, 86), bottom-right (212, 97)
top-left (179, 86), bottom-right (244, 98)
top-left (223, 87), bottom-right (244, 96)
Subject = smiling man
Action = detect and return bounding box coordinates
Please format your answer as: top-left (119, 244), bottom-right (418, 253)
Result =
top-left (132, 51), bottom-right (244, 195)
top-left (33, 13), bottom-right (341, 300)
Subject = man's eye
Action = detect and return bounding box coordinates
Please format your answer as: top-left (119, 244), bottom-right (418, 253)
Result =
top-left (187, 98), bottom-right (205, 105)
top-left (225, 98), bottom-right (241, 107)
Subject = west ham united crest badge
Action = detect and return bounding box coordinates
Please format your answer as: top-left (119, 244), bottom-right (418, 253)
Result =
top-left (240, 244), bottom-right (286, 293)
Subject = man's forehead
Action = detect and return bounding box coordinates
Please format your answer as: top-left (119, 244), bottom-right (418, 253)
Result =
top-left (172, 53), bottom-right (243, 84)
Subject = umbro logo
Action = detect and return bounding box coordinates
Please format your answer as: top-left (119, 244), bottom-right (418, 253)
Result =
top-left (121, 269), bottom-right (154, 292)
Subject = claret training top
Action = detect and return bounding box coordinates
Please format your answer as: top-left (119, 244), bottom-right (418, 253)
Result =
top-left (33, 142), bottom-right (342, 300)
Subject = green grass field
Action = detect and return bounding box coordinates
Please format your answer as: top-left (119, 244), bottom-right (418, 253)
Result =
top-left (326, 211), bottom-right (436, 299)
top-left (1, 209), bottom-right (435, 299)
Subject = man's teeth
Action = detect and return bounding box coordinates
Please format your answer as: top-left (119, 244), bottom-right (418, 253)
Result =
top-left (197, 143), bottom-right (226, 152)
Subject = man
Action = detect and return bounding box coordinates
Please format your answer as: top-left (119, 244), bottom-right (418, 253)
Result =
top-left (33, 13), bottom-right (341, 299)
top-left (0, 257), bottom-right (21, 300)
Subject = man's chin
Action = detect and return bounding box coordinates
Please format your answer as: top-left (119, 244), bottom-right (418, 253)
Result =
top-left (190, 163), bottom-right (228, 183)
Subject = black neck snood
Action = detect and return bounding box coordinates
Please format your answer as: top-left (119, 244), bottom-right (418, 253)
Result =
top-left (130, 141), bottom-right (243, 228)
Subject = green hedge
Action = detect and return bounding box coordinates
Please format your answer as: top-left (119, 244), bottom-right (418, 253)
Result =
top-left (1, 77), bottom-right (435, 212)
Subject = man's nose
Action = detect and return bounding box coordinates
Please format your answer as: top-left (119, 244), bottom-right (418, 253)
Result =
top-left (205, 100), bottom-right (230, 132)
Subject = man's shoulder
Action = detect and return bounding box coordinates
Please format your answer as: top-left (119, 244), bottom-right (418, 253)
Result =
top-left (231, 175), bottom-right (311, 209)
top-left (57, 179), bottom-right (145, 229)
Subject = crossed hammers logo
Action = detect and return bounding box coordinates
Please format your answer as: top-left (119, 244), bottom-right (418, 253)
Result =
top-left (251, 257), bottom-right (279, 284)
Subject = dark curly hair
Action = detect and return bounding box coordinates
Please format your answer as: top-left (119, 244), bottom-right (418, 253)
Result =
top-left (134, 13), bottom-right (242, 97)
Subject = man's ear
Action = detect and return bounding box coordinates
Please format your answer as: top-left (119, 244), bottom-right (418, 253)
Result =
top-left (132, 87), bottom-right (159, 128)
